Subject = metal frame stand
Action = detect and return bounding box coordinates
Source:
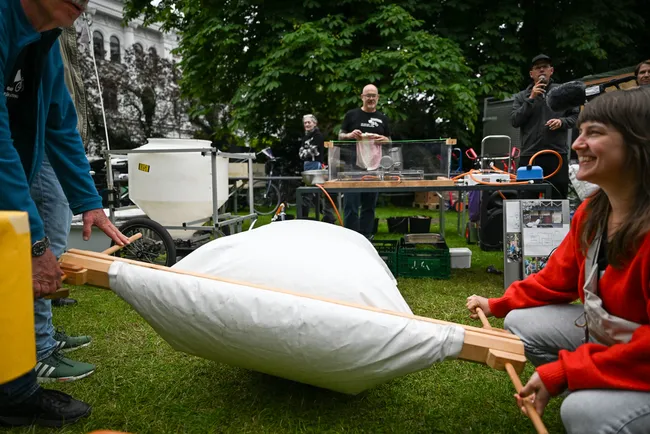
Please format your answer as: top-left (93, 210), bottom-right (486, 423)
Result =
top-left (107, 147), bottom-right (257, 238)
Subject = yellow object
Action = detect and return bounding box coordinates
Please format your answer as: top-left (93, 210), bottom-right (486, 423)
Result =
top-left (0, 211), bottom-right (36, 384)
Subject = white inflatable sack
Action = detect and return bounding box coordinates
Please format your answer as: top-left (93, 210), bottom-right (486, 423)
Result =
top-left (109, 220), bottom-right (465, 394)
top-left (174, 219), bottom-right (407, 312)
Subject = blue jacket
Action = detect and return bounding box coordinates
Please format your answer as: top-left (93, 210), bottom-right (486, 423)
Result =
top-left (0, 0), bottom-right (102, 242)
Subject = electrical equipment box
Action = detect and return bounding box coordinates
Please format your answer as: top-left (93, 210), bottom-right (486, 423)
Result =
top-left (459, 173), bottom-right (511, 186)
top-left (516, 165), bottom-right (544, 181)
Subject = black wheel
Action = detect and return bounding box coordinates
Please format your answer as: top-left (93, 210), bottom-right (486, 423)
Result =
top-left (111, 217), bottom-right (177, 266)
top-left (253, 182), bottom-right (281, 215)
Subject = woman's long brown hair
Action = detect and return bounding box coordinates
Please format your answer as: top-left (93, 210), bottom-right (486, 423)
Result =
top-left (577, 87), bottom-right (650, 267)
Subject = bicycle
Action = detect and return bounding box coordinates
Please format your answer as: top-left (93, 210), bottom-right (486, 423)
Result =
top-left (233, 148), bottom-right (300, 215)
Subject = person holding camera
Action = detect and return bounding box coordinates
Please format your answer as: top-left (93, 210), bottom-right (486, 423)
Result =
top-left (510, 54), bottom-right (579, 199)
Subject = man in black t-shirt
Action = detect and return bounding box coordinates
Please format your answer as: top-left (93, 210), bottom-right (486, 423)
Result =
top-left (338, 84), bottom-right (391, 239)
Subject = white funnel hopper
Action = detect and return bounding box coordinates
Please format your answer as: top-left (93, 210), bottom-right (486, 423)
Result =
top-left (128, 139), bottom-right (229, 239)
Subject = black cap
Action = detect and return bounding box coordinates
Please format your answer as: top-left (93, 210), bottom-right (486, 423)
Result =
top-left (531, 54), bottom-right (552, 66)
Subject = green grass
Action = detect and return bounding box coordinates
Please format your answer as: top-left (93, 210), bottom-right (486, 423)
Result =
top-left (10, 208), bottom-right (566, 434)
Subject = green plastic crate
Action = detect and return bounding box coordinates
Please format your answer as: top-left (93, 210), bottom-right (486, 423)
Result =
top-left (372, 240), bottom-right (399, 275)
top-left (397, 238), bottom-right (451, 279)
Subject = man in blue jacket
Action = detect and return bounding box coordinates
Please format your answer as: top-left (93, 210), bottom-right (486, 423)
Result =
top-left (0, 0), bottom-right (129, 427)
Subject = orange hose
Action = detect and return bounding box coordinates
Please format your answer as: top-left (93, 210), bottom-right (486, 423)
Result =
top-left (315, 184), bottom-right (344, 226)
top-left (529, 149), bottom-right (563, 179)
top-left (489, 164), bottom-right (517, 179)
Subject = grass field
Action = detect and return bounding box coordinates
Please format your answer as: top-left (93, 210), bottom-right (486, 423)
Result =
top-left (10, 205), bottom-right (566, 434)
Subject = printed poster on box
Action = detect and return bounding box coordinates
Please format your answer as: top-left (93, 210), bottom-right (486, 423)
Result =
top-left (503, 199), bottom-right (570, 288)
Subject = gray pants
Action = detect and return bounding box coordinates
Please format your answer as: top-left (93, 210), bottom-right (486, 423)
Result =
top-left (505, 305), bottom-right (650, 434)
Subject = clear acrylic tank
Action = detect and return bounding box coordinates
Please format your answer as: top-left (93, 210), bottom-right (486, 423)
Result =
top-left (327, 139), bottom-right (453, 182)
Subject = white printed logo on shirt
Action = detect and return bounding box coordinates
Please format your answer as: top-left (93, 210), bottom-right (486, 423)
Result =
top-left (361, 117), bottom-right (383, 129)
top-left (4, 69), bottom-right (24, 99)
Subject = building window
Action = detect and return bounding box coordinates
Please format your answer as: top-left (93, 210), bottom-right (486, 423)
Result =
top-left (93, 31), bottom-right (105, 59)
top-left (110, 36), bottom-right (121, 63)
top-left (102, 85), bottom-right (118, 111)
top-left (133, 43), bottom-right (143, 54)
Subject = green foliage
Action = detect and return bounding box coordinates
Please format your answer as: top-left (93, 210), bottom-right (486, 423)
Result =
top-left (122, 0), bottom-right (650, 150)
top-left (123, 0), bottom-right (478, 147)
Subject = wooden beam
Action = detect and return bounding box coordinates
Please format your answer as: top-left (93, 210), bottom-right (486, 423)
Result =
top-left (486, 349), bottom-right (527, 373)
top-left (60, 263), bottom-right (88, 286)
top-left (44, 287), bottom-right (70, 300)
top-left (60, 249), bottom-right (524, 364)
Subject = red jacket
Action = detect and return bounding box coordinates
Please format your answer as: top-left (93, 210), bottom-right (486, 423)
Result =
top-left (489, 201), bottom-right (650, 396)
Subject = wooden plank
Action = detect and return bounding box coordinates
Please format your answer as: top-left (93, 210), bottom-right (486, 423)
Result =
top-left (324, 179), bottom-right (456, 189)
top-left (459, 331), bottom-right (524, 363)
top-left (63, 249), bottom-right (520, 345)
top-left (44, 287), bottom-right (70, 300)
top-left (101, 233), bottom-right (143, 255)
top-left (60, 263), bottom-right (88, 286)
top-left (61, 249), bottom-right (525, 365)
top-left (61, 253), bottom-right (111, 288)
top-left (486, 349), bottom-right (527, 373)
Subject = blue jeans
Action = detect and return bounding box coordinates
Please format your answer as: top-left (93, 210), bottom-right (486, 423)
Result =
top-left (30, 158), bottom-right (73, 361)
top-left (505, 306), bottom-right (650, 433)
top-left (303, 161), bottom-right (321, 171)
top-left (343, 192), bottom-right (378, 238)
top-left (0, 371), bottom-right (39, 406)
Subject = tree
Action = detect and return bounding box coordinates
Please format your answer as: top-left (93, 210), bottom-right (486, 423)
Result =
top-left (80, 39), bottom-right (197, 153)
top-left (123, 0), bottom-right (479, 147)
top-left (422, 0), bottom-right (649, 94)
top-left (122, 0), bottom-right (650, 153)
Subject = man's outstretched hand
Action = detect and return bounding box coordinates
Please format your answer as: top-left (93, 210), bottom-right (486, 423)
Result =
top-left (82, 209), bottom-right (129, 246)
top-left (32, 249), bottom-right (62, 298)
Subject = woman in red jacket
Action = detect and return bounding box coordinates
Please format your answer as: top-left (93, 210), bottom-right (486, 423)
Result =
top-left (467, 87), bottom-right (650, 433)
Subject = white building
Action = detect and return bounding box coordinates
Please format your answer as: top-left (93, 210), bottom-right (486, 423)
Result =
top-left (79, 0), bottom-right (178, 61)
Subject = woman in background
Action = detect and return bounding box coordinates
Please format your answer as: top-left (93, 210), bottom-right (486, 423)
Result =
top-left (467, 88), bottom-right (650, 434)
top-left (299, 115), bottom-right (334, 222)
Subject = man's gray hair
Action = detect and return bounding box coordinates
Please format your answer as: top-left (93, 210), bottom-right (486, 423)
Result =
top-left (303, 114), bottom-right (318, 124)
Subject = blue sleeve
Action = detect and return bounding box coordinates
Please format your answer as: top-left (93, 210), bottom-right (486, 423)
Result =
top-left (0, 20), bottom-right (45, 242)
top-left (44, 41), bottom-right (102, 215)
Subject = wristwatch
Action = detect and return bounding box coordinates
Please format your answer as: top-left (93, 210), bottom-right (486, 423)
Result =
top-left (32, 237), bottom-right (50, 257)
